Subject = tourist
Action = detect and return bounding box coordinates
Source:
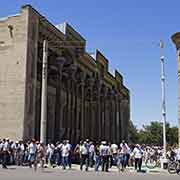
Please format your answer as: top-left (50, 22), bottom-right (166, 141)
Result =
top-left (66, 140), bottom-right (72, 169)
top-left (89, 141), bottom-right (95, 168)
top-left (28, 139), bottom-right (37, 168)
top-left (100, 141), bottom-right (109, 172)
top-left (61, 140), bottom-right (70, 170)
top-left (120, 140), bottom-right (129, 170)
top-left (132, 144), bottom-right (143, 172)
top-left (94, 142), bottom-right (101, 171)
top-left (79, 141), bottom-right (89, 171)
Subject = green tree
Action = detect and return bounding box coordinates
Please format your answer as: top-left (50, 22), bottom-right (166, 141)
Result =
top-left (128, 120), bottom-right (139, 143)
top-left (128, 121), bottom-right (178, 146)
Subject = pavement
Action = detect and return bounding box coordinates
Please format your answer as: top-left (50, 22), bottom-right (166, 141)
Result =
top-left (0, 164), bottom-right (178, 180)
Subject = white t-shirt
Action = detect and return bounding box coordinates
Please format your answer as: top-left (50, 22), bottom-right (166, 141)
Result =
top-left (0, 143), bottom-right (3, 150)
top-left (3, 142), bottom-right (10, 151)
top-left (89, 144), bottom-right (95, 153)
top-left (29, 143), bottom-right (37, 154)
top-left (133, 147), bottom-right (142, 159)
top-left (80, 145), bottom-right (88, 155)
top-left (176, 148), bottom-right (180, 160)
top-left (61, 144), bottom-right (70, 157)
top-left (100, 145), bottom-right (109, 156)
top-left (120, 143), bottom-right (130, 154)
top-left (111, 144), bottom-right (118, 154)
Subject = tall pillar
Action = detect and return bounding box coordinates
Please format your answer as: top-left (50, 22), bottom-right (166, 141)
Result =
top-left (40, 40), bottom-right (48, 144)
top-left (120, 99), bottom-right (125, 141)
top-left (171, 33), bottom-right (180, 148)
top-left (111, 90), bottom-right (116, 143)
top-left (115, 93), bottom-right (120, 143)
top-left (80, 72), bottom-right (86, 139)
top-left (55, 57), bottom-right (65, 141)
top-left (75, 83), bottom-right (80, 142)
top-left (97, 82), bottom-right (102, 140)
top-left (101, 98), bottom-right (105, 140)
top-left (89, 78), bottom-right (94, 140)
top-left (105, 90), bottom-right (110, 142)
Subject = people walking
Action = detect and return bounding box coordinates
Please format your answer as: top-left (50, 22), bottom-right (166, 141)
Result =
top-left (2, 138), bottom-right (10, 169)
top-left (132, 144), bottom-right (143, 172)
top-left (120, 140), bottom-right (129, 170)
top-left (28, 139), bottom-right (37, 169)
top-left (94, 142), bottom-right (101, 171)
top-left (89, 141), bottom-right (95, 168)
top-left (100, 141), bottom-right (109, 172)
top-left (79, 141), bottom-right (89, 171)
top-left (61, 140), bottom-right (70, 170)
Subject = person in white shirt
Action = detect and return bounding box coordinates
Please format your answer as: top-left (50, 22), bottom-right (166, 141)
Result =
top-left (61, 140), bottom-right (70, 169)
top-left (89, 142), bottom-right (95, 168)
top-left (47, 143), bottom-right (55, 167)
top-left (28, 139), bottom-right (37, 168)
top-left (100, 141), bottom-right (109, 172)
top-left (111, 143), bottom-right (118, 165)
top-left (120, 140), bottom-right (130, 168)
top-left (79, 141), bottom-right (89, 171)
top-left (19, 141), bottom-right (25, 166)
top-left (133, 144), bottom-right (143, 172)
top-left (2, 138), bottom-right (10, 169)
top-left (66, 140), bottom-right (72, 169)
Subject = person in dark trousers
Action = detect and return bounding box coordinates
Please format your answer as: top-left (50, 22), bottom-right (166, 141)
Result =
top-left (2, 138), bottom-right (10, 169)
top-left (79, 141), bottom-right (89, 171)
top-left (100, 141), bottom-right (109, 172)
top-left (133, 144), bottom-right (143, 172)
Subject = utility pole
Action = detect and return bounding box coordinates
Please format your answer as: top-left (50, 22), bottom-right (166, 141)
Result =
top-left (40, 40), bottom-right (48, 144)
top-left (160, 40), bottom-right (167, 159)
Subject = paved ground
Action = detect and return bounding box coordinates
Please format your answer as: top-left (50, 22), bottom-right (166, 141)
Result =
top-left (0, 166), bottom-right (179, 180)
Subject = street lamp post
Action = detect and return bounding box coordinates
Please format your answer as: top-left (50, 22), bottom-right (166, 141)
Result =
top-left (40, 40), bottom-right (48, 144)
top-left (160, 40), bottom-right (167, 159)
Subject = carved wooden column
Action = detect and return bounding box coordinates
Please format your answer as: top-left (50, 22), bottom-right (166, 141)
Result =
top-left (80, 72), bottom-right (86, 139)
top-left (105, 89), bottom-right (110, 142)
top-left (120, 99), bottom-right (124, 141)
top-left (65, 64), bottom-right (77, 140)
top-left (101, 86), bottom-right (107, 140)
top-left (97, 81), bottom-right (102, 140)
top-left (110, 90), bottom-right (116, 143)
top-left (69, 65), bottom-right (77, 142)
top-left (116, 93), bottom-right (123, 143)
top-left (123, 98), bottom-right (130, 141)
top-left (120, 98), bottom-right (129, 141)
top-left (55, 57), bottom-right (65, 141)
top-left (75, 83), bottom-right (80, 142)
top-left (115, 93), bottom-right (120, 143)
top-left (89, 78), bottom-right (94, 140)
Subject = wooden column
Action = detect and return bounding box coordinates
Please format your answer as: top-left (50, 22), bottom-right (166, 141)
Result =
top-left (89, 84), bottom-right (94, 140)
top-left (97, 82), bottom-right (102, 140)
top-left (115, 94), bottom-right (120, 143)
top-left (80, 73), bottom-right (85, 139)
top-left (120, 99), bottom-right (125, 141)
top-left (55, 57), bottom-right (65, 141)
top-left (111, 91), bottom-right (116, 143)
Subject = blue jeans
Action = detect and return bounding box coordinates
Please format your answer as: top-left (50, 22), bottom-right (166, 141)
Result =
top-left (89, 152), bottom-right (94, 167)
top-left (95, 155), bottom-right (101, 171)
top-left (122, 154), bottom-right (127, 168)
top-left (62, 156), bottom-right (68, 169)
top-left (80, 154), bottom-right (89, 171)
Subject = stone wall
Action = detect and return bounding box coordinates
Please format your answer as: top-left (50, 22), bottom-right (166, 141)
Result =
top-left (0, 8), bottom-right (29, 140)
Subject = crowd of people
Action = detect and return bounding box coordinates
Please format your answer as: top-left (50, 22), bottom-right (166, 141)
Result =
top-left (0, 138), bottom-right (180, 173)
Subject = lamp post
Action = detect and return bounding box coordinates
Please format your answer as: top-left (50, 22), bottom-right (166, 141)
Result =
top-left (40, 40), bottom-right (48, 144)
top-left (160, 40), bottom-right (167, 159)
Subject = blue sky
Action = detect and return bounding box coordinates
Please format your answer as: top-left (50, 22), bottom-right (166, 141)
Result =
top-left (0, 0), bottom-right (179, 128)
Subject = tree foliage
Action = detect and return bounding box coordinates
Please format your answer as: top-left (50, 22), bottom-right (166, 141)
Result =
top-left (128, 121), bottom-right (178, 146)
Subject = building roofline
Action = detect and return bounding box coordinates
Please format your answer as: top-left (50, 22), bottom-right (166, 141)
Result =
top-left (21, 4), bottom-right (65, 40)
